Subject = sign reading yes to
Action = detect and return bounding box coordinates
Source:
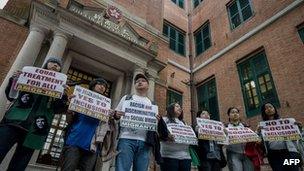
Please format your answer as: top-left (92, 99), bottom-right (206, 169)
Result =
top-left (196, 118), bottom-right (226, 141)
top-left (68, 85), bottom-right (111, 122)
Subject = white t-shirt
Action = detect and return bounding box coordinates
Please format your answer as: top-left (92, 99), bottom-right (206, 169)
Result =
top-left (160, 117), bottom-right (191, 160)
top-left (115, 94), bottom-right (152, 141)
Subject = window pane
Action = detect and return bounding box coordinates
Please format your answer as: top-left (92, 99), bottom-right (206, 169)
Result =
top-left (196, 42), bottom-right (203, 55)
top-left (203, 37), bottom-right (211, 50)
top-left (167, 89), bottom-right (183, 107)
top-left (163, 24), bottom-right (169, 36)
top-left (202, 25), bottom-right (209, 38)
top-left (242, 5), bottom-right (253, 21)
top-left (178, 43), bottom-right (185, 55)
top-left (231, 14), bottom-right (241, 28)
top-left (170, 28), bottom-right (176, 39)
top-left (193, 0), bottom-right (199, 8)
top-left (197, 79), bottom-right (219, 120)
top-left (169, 38), bottom-right (176, 51)
top-left (195, 31), bottom-right (202, 43)
top-left (178, 33), bottom-right (184, 44)
top-left (239, 0), bottom-right (250, 8)
top-left (178, 0), bottom-right (184, 8)
top-left (298, 27), bottom-right (304, 43)
top-left (229, 2), bottom-right (239, 17)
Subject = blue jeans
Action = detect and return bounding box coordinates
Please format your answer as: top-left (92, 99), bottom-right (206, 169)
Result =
top-left (0, 124), bottom-right (35, 171)
top-left (115, 138), bottom-right (151, 171)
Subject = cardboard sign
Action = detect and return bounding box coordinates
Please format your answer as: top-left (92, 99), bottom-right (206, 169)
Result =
top-left (68, 85), bottom-right (111, 121)
top-left (167, 123), bottom-right (198, 145)
top-left (121, 100), bottom-right (158, 131)
top-left (226, 127), bottom-right (261, 144)
top-left (17, 66), bottom-right (67, 98)
top-left (260, 118), bottom-right (302, 141)
top-left (197, 118), bottom-right (226, 141)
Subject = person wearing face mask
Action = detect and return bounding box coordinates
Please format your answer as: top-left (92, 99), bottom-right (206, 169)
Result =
top-left (0, 57), bottom-right (68, 171)
top-left (158, 103), bottom-right (192, 171)
top-left (61, 78), bottom-right (110, 171)
top-left (225, 107), bottom-right (254, 171)
top-left (195, 110), bottom-right (226, 171)
top-left (258, 102), bottom-right (303, 171)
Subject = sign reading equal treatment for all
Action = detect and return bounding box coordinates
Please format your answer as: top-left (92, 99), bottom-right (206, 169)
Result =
top-left (121, 100), bottom-right (158, 131)
top-left (227, 127), bottom-right (261, 144)
top-left (166, 123), bottom-right (198, 145)
top-left (196, 118), bottom-right (226, 141)
top-left (68, 85), bottom-right (111, 122)
top-left (17, 66), bottom-right (67, 98)
top-left (260, 118), bottom-right (302, 141)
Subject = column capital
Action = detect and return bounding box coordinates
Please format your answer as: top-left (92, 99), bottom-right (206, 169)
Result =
top-left (53, 30), bottom-right (69, 41)
top-left (29, 25), bottom-right (49, 36)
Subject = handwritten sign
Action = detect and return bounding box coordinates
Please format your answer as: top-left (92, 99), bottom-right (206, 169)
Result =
top-left (68, 86), bottom-right (111, 121)
top-left (167, 123), bottom-right (198, 145)
top-left (260, 118), bottom-right (301, 141)
top-left (226, 127), bottom-right (261, 144)
top-left (17, 66), bottom-right (67, 98)
top-left (121, 100), bottom-right (158, 131)
top-left (197, 118), bottom-right (226, 141)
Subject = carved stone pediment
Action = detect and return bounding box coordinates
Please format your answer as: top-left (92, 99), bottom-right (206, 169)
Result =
top-left (68, 3), bottom-right (149, 48)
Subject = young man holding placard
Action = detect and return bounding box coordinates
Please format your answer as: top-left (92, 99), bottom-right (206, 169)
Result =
top-left (0, 57), bottom-right (68, 171)
top-left (61, 78), bottom-right (111, 171)
top-left (113, 73), bottom-right (161, 171)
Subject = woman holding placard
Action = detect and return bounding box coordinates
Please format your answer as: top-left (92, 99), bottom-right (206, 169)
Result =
top-left (259, 102), bottom-right (302, 171)
top-left (195, 110), bottom-right (226, 171)
top-left (225, 107), bottom-right (254, 171)
top-left (158, 103), bottom-right (192, 171)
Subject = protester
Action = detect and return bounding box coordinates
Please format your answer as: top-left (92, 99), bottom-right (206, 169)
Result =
top-left (258, 102), bottom-right (303, 171)
top-left (158, 102), bottom-right (191, 171)
top-left (113, 73), bottom-right (161, 171)
top-left (225, 107), bottom-right (254, 171)
top-left (195, 110), bottom-right (226, 171)
top-left (0, 57), bottom-right (68, 171)
top-left (61, 78), bottom-right (111, 171)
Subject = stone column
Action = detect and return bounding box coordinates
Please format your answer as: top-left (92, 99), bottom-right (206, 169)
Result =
top-left (112, 75), bottom-right (124, 108)
top-left (43, 31), bottom-right (68, 64)
top-left (0, 25), bottom-right (47, 119)
top-left (0, 25), bottom-right (47, 170)
top-left (147, 76), bottom-right (155, 101)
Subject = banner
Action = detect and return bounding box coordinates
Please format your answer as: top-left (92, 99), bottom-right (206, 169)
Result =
top-left (17, 66), bottom-right (67, 98)
top-left (226, 127), bottom-right (261, 144)
top-left (197, 118), bottom-right (226, 141)
top-left (121, 100), bottom-right (158, 131)
top-left (68, 85), bottom-right (111, 121)
top-left (166, 123), bottom-right (198, 145)
top-left (260, 118), bottom-right (302, 141)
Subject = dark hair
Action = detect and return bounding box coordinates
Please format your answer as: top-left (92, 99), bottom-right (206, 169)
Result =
top-left (261, 102), bottom-right (279, 121)
top-left (167, 103), bottom-right (184, 123)
top-left (227, 107), bottom-right (239, 116)
top-left (89, 78), bottom-right (108, 91)
top-left (227, 107), bottom-right (240, 122)
top-left (196, 110), bottom-right (209, 118)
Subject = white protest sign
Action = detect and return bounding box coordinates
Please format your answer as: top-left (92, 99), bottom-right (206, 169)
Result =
top-left (260, 118), bottom-right (302, 141)
top-left (17, 66), bottom-right (67, 98)
top-left (167, 123), bottom-right (198, 145)
top-left (197, 118), bottom-right (226, 141)
top-left (121, 100), bottom-right (158, 131)
top-left (226, 127), bottom-right (261, 144)
top-left (68, 85), bottom-right (111, 121)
